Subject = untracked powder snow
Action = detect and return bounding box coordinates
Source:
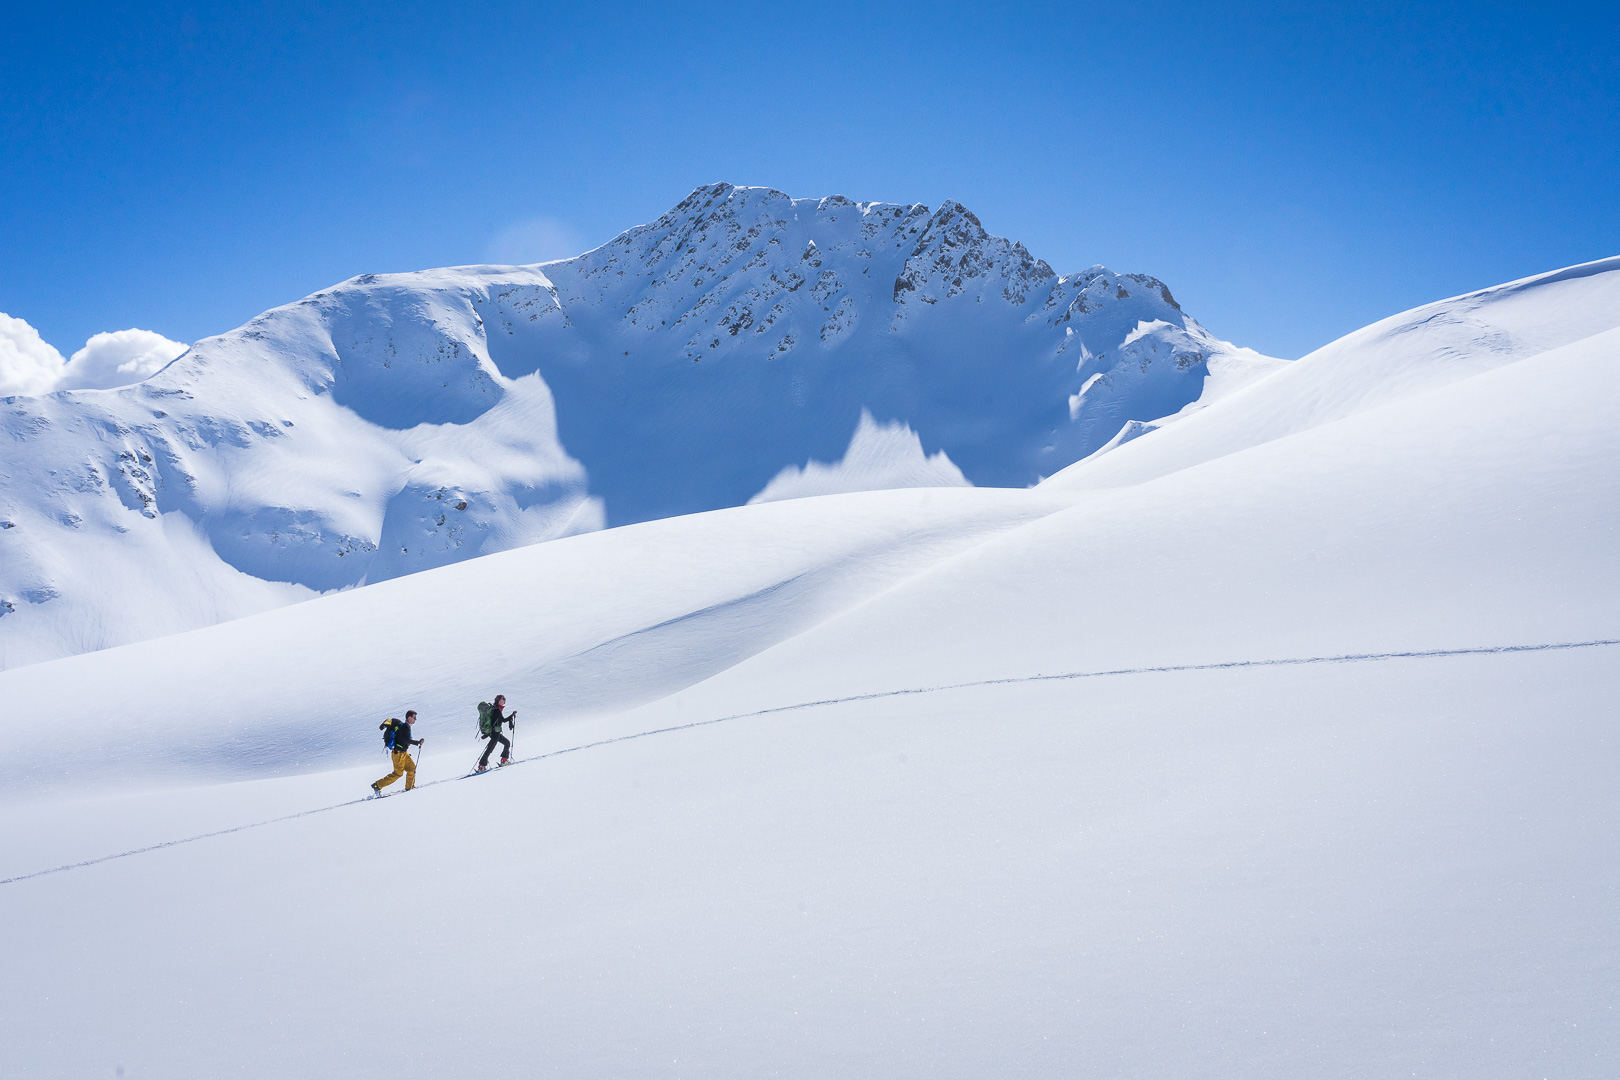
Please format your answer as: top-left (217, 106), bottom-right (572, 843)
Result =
top-left (0, 222), bottom-right (1617, 1077)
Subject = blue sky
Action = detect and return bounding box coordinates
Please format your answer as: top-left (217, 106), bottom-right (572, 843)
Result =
top-left (3, 0), bottom-right (1615, 359)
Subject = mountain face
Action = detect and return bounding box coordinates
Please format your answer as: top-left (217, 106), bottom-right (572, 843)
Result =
top-left (533, 184), bottom-right (1244, 522)
top-left (0, 183), bottom-right (1264, 668)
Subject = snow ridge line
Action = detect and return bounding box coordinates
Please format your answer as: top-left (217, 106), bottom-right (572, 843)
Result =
top-left (4, 635), bottom-right (1616, 888)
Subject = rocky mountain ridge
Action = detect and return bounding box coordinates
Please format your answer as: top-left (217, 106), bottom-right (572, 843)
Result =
top-left (0, 183), bottom-right (1272, 668)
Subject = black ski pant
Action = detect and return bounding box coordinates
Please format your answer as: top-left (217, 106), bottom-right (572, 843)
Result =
top-left (479, 730), bottom-right (511, 768)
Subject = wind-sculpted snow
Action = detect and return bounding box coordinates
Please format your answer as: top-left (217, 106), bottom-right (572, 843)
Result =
top-left (0, 267), bottom-right (601, 667)
top-left (749, 410), bottom-right (971, 503)
top-left (1046, 253), bottom-right (1620, 490)
top-left (0, 183), bottom-right (1253, 668)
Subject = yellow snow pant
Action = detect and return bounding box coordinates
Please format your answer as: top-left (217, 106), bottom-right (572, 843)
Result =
top-left (375, 749), bottom-right (416, 791)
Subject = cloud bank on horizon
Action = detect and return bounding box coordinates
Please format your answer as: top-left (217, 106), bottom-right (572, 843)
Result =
top-left (0, 313), bottom-right (187, 396)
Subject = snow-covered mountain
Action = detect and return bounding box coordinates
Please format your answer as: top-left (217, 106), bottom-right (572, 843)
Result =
top-left (0, 182), bottom-right (1268, 669)
top-left (2, 255), bottom-right (1616, 1078)
top-left (528, 184), bottom-right (1264, 517)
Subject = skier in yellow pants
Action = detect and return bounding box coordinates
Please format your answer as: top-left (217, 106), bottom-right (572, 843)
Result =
top-left (372, 711), bottom-right (424, 795)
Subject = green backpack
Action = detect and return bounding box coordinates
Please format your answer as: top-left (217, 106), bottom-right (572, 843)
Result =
top-left (477, 701), bottom-right (494, 737)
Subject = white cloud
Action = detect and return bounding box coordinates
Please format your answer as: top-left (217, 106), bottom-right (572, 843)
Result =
top-left (484, 217), bottom-right (587, 265)
top-left (0, 313), bottom-right (67, 396)
top-left (58, 329), bottom-right (188, 391)
top-left (0, 315), bottom-right (187, 396)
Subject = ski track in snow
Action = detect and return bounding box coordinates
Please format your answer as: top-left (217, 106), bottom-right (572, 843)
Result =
top-left (5, 634), bottom-right (1616, 889)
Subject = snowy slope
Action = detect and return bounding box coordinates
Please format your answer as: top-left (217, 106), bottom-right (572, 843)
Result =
top-left (0, 486), bottom-right (1077, 798)
top-left (4, 650), bottom-right (1612, 1078)
top-left (1047, 253), bottom-right (1620, 488)
top-left (646, 330), bottom-right (1620, 716)
top-left (2, 262), bottom-right (1615, 1078)
top-left (0, 266), bottom-right (600, 670)
top-left (0, 184), bottom-right (1262, 670)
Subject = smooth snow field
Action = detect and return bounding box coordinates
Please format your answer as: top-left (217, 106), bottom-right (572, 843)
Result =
top-left (2, 258), bottom-right (1619, 1078)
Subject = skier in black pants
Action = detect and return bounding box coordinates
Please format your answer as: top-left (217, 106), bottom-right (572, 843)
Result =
top-left (477, 694), bottom-right (515, 771)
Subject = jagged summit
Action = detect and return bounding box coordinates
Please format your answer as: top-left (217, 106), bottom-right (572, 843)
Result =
top-left (0, 184), bottom-right (1266, 668)
top-left (519, 181), bottom-right (1234, 515)
top-left (553, 182), bottom-right (1149, 353)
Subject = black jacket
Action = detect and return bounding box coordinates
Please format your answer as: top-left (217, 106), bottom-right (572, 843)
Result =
top-left (383, 719), bottom-right (420, 752)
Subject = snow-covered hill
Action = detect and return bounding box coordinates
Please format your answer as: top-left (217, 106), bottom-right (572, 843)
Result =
top-left (1, 256), bottom-right (1616, 1077)
top-left (1049, 253), bottom-right (1620, 487)
top-left (0, 183), bottom-right (1265, 669)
